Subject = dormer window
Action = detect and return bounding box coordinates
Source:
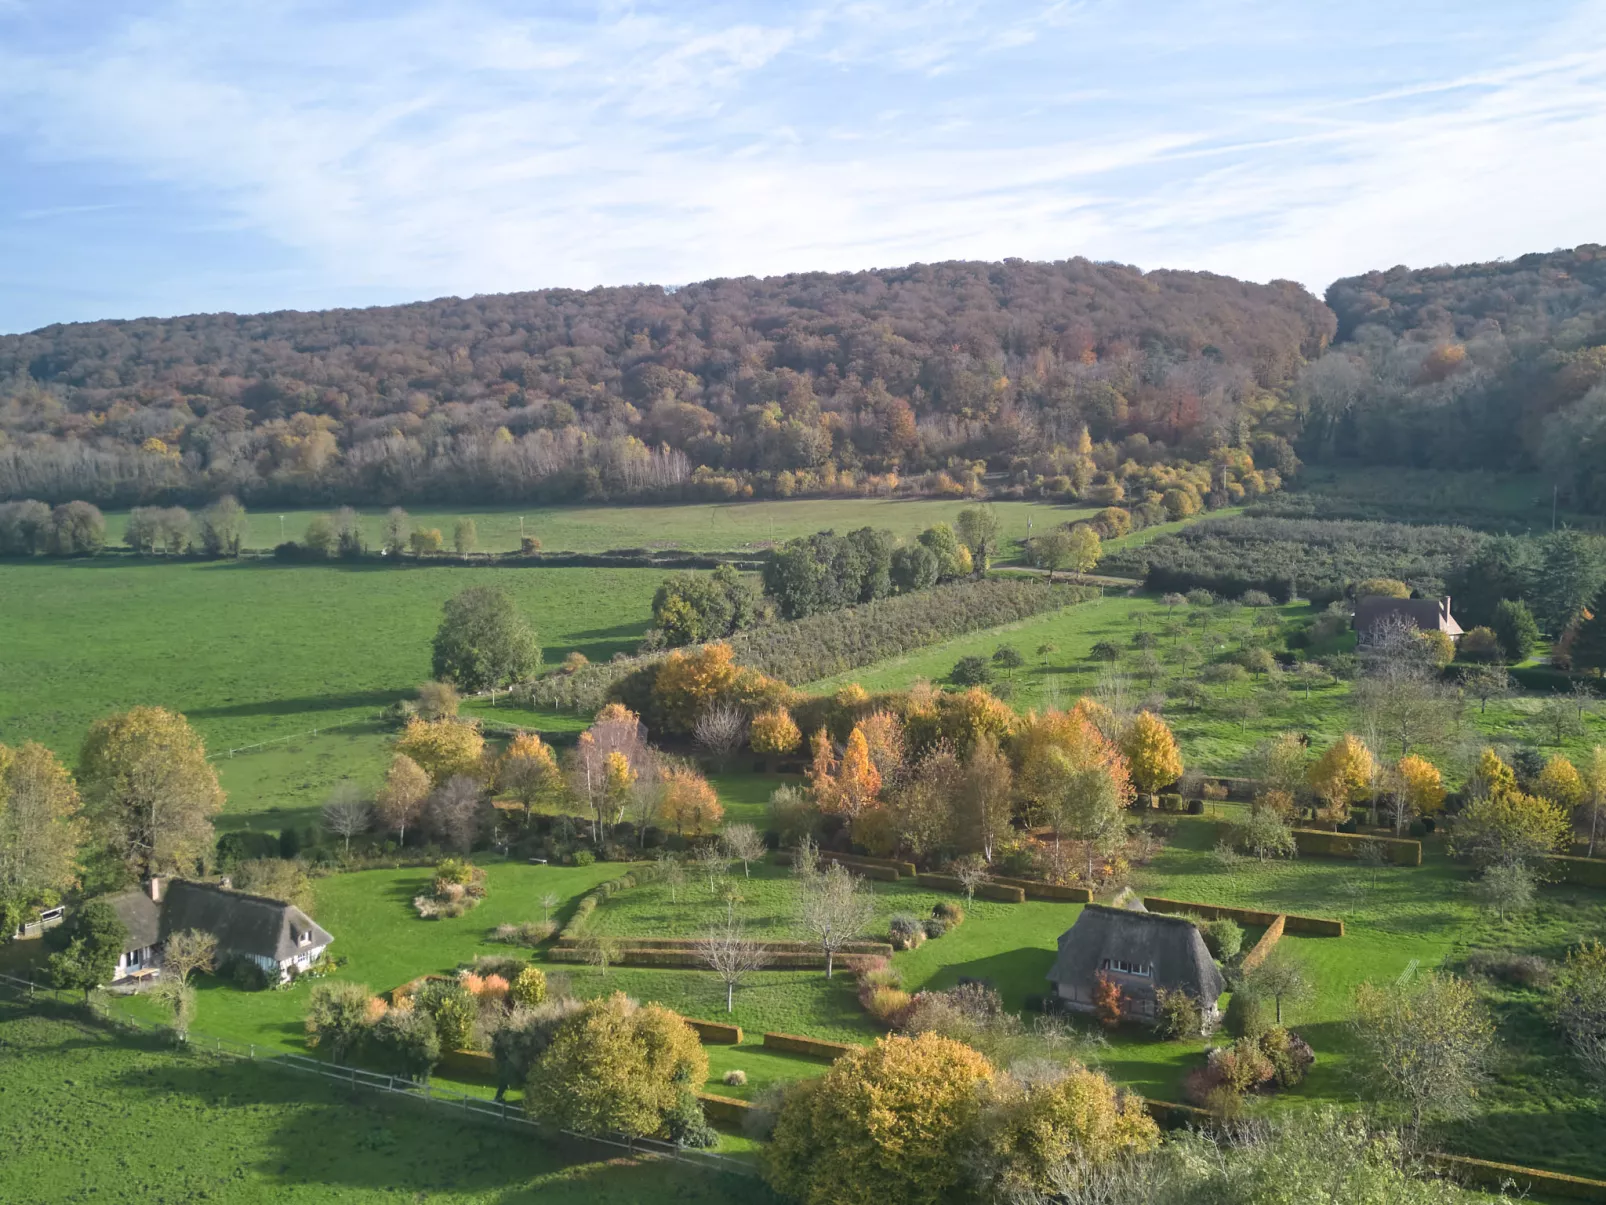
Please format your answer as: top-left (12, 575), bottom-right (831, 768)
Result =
top-left (1100, 957), bottom-right (1151, 978)
top-left (297, 930), bottom-right (311, 947)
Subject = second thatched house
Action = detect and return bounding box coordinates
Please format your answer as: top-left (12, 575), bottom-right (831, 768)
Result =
top-left (1045, 905), bottom-right (1224, 1024)
top-left (98, 878), bottom-right (332, 984)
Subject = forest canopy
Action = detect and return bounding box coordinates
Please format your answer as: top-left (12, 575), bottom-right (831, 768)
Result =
top-left (2, 244), bottom-right (1603, 510)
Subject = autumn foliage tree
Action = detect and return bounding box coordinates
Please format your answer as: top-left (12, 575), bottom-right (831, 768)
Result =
top-left (1306, 734), bottom-right (1376, 822)
top-left (395, 718), bottom-right (486, 785)
top-left (749, 708), bottom-right (802, 768)
top-left (659, 766), bottom-right (723, 836)
top-left (0, 742), bottom-right (87, 936)
top-left (373, 754), bottom-right (431, 844)
top-left (78, 707), bottom-right (224, 881)
top-left (766, 1033), bottom-right (994, 1205)
top-left (497, 731), bottom-right (563, 818)
top-left (1121, 711), bottom-right (1184, 796)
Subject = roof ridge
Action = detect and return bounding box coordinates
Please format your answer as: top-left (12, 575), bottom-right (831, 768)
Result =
top-left (168, 878), bottom-right (300, 914)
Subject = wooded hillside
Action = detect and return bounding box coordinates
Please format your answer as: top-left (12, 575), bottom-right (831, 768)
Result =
top-left (0, 259), bottom-right (1330, 506)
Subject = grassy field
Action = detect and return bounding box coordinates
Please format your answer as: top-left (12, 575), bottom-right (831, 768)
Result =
top-left (0, 559), bottom-right (663, 830)
top-left (100, 497), bottom-right (1087, 555)
top-left (0, 1006), bottom-right (761, 1204)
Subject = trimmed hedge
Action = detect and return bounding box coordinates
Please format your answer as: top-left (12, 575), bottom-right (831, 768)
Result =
top-left (915, 873), bottom-right (1027, 903)
top-left (547, 946), bottom-right (877, 971)
top-left (1292, 828), bottom-right (1422, 867)
top-left (988, 876), bottom-right (1093, 902)
top-left (821, 856), bottom-right (899, 882)
top-left (696, 1092), bottom-right (757, 1126)
top-left (438, 1048), bottom-right (497, 1081)
top-left (826, 852), bottom-right (918, 878)
top-left (556, 863), bottom-right (662, 942)
top-left (1143, 896), bottom-right (1344, 938)
top-left (553, 935), bottom-right (892, 956)
top-left (1240, 914), bottom-right (1286, 972)
top-left (763, 1032), bottom-right (859, 1060)
top-left (1544, 855), bottom-right (1606, 888)
top-left (683, 1018), bottom-right (743, 1044)
top-left (1426, 1154), bottom-right (1606, 1201)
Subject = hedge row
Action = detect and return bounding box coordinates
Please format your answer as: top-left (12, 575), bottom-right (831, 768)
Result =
top-left (554, 935), bottom-right (892, 956)
top-left (821, 857), bottom-right (899, 882)
top-left (1143, 896), bottom-right (1344, 937)
top-left (763, 1032), bottom-right (860, 1060)
top-left (1239, 914), bottom-right (1286, 972)
top-left (988, 876), bottom-right (1093, 902)
top-left (915, 873), bottom-right (1026, 903)
top-left (1293, 829), bottom-right (1423, 867)
top-left (556, 863), bottom-right (663, 942)
top-left (824, 852), bottom-right (919, 879)
top-left (1544, 855), bottom-right (1606, 888)
top-left (1426, 1154), bottom-right (1606, 1201)
top-left (1140, 1098), bottom-right (1213, 1130)
top-left (696, 1092), bottom-right (757, 1126)
top-left (546, 946), bottom-right (877, 971)
top-left (683, 1018), bottom-right (742, 1044)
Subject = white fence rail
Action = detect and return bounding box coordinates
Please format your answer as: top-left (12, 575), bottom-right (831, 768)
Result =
top-left (0, 972), bottom-right (756, 1178)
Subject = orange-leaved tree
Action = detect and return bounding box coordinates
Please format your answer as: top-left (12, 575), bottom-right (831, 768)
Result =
top-left (1121, 711), bottom-right (1183, 796)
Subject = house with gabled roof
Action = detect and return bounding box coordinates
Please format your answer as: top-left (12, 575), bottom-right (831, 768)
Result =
top-left (94, 877), bottom-right (332, 984)
top-left (1046, 904), bottom-right (1224, 1024)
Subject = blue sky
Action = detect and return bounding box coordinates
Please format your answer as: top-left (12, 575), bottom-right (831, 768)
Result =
top-left (2, 0), bottom-right (1604, 333)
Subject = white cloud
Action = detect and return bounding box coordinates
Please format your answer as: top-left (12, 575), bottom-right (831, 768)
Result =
top-left (0, 0), bottom-right (1603, 324)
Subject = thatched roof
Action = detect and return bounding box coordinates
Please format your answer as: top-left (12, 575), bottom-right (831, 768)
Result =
top-left (1354, 595), bottom-right (1463, 638)
top-left (1046, 905), bottom-right (1224, 1002)
top-left (159, 880), bottom-right (332, 963)
top-left (98, 889), bottom-right (160, 952)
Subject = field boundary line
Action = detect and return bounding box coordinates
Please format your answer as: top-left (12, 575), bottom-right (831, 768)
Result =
top-left (0, 972), bottom-right (757, 1178)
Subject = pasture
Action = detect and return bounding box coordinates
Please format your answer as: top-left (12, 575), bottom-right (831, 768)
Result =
top-left (100, 497), bottom-right (1087, 556)
top-left (0, 1007), bottom-right (758, 1205)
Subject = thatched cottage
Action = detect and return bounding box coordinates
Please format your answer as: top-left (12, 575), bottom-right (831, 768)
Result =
top-left (1045, 905), bottom-right (1224, 1023)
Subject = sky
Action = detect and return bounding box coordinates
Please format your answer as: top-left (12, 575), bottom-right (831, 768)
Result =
top-left (1, 0), bottom-right (1604, 333)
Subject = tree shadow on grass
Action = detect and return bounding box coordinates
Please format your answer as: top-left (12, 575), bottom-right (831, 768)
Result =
top-left (107, 1059), bottom-right (752, 1203)
top-left (186, 692), bottom-right (401, 720)
top-left (915, 947), bottom-right (1056, 1008)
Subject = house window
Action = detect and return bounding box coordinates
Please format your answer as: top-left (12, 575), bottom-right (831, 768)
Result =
top-left (1100, 957), bottom-right (1152, 978)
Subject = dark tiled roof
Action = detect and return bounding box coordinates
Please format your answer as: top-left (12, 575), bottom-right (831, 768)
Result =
top-left (1353, 595), bottom-right (1462, 637)
top-left (98, 890), bottom-right (161, 951)
top-left (1046, 905), bottom-right (1224, 1003)
top-left (158, 880), bottom-right (332, 963)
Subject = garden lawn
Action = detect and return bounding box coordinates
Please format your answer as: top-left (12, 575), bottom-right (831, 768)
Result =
top-left (100, 497), bottom-right (1083, 556)
top-left (0, 1006), bottom-right (758, 1205)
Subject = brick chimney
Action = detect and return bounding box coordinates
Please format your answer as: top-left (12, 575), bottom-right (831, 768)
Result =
top-left (146, 876), bottom-right (164, 903)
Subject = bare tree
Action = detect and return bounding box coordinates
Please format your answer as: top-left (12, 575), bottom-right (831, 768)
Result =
top-left (698, 917), bottom-right (771, 1013)
top-left (1354, 616), bottom-right (1461, 760)
top-left (426, 775), bottom-right (485, 852)
top-left (161, 929), bottom-right (217, 985)
top-left (694, 704), bottom-right (749, 772)
top-left (569, 708), bottom-right (655, 841)
top-left (374, 754), bottom-right (430, 846)
top-left (627, 772), bottom-right (664, 845)
top-left (656, 852), bottom-right (687, 904)
top-left (796, 862), bottom-right (875, 979)
top-left (1460, 664), bottom-right (1511, 714)
top-left (953, 855), bottom-right (990, 906)
top-left (578, 933), bottom-right (621, 973)
top-left (694, 841), bottom-right (730, 892)
top-left (721, 823), bottom-right (766, 878)
top-left (539, 891), bottom-right (559, 922)
top-left (321, 782), bottom-right (371, 856)
top-left (792, 834), bottom-right (821, 882)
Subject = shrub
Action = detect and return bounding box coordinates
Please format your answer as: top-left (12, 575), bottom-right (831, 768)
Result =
top-left (723, 1069), bottom-right (748, 1087)
top-left (414, 979), bottom-right (477, 1051)
top-left (1464, 949), bottom-right (1553, 989)
top-left (1154, 987), bottom-right (1202, 1040)
top-left (888, 913), bottom-right (925, 950)
top-left (1224, 990), bottom-right (1270, 1039)
top-left (950, 655), bottom-right (993, 686)
top-left (1241, 590), bottom-right (1275, 607)
top-left (368, 1005), bottom-right (441, 1080)
top-left (924, 917), bottom-right (950, 938)
top-left (1199, 916), bottom-right (1244, 961)
top-left (866, 987), bottom-right (915, 1026)
top-left (510, 966), bottom-right (549, 1008)
top-left (861, 963), bottom-right (903, 991)
top-left (572, 849), bottom-right (596, 867)
top-left (492, 920), bottom-right (557, 946)
top-left (1258, 1026), bottom-right (1315, 1088)
top-left (1212, 1037), bottom-right (1277, 1094)
top-left (303, 981), bottom-right (374, 1062)
top-left (932, 901), bottom-right (965, 925)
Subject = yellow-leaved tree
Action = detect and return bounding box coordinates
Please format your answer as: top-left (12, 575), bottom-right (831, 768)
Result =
top-left (396, 717), bottom-right (485, 785)
top-left (373, 753), bottom-right (431, 844)
top-left (0, 742), bottom-right (87, 935)
top-left (834, 726), bottom-right (883, 818)
top-left (1451, 789), bottom-right (1571, 870)
top-left (1393, 755), bottom-right (1446, 824)
top-left (78, 706), bottom-right (224, 880)
top-left (1121, 711), bottom-right (1183, 796)
top-left (766, 1033), bottom-right (994, 1205)
top-left (1536, 755), bottom-right (1585, 809)
top-left (496, 731), bottom-right (563, 818)
top-left (651, 643), bottom-right (738, 734)
top-left (659, 766), bottom-right (722, 836)
top-left (1306, 734), bottom-right (1376, 822)
top-left (749, 708), bottom-right (802, 769)
top-left (526, 993), bottom-right (707, 1139)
